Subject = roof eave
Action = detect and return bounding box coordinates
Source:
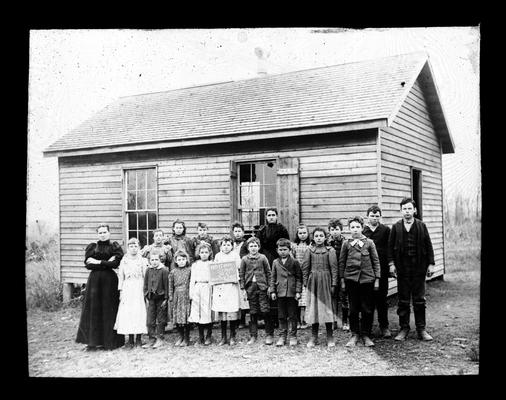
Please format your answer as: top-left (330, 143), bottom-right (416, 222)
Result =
top-left (386, 56), bottom-right (455, 154)
top-left (43, 118), bottom-right (388, 158)
top-left (386, 53), bottom-right (429, 127)
top-left (419, 59), bottom-right (455, 154)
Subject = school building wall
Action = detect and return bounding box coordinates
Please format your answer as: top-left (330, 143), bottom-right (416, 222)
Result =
top-left (379, 77), bottom-right (445, 280)
top-left (58, 129), bottom-right (380, 285)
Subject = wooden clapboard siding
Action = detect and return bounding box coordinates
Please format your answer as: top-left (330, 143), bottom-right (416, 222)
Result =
top-left (299, 135), bottom-right (378, 229)
top-left (380, 78), bottom-right (445, 278)
top-left (58, 130), bottom-right (378, 284)
top-left (59, 159), bottom-right (124, 284)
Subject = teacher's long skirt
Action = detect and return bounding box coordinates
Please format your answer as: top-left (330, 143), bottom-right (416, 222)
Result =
top-left (76, 269), bottom-right (125, 349)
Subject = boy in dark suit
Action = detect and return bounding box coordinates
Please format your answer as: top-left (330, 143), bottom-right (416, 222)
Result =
top-left (270, 238), bottom-right (303, 346)
top-left (240, 237), bottom-right (274, 345)
top-left (143, 253), bottom-right (169, 348)
top-left (388, 198), bottom-right (435, 341)
top-left (363, 205), bottom-right (392, 338)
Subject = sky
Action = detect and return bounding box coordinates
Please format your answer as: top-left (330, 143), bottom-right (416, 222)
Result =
top-left (26, 27), bottom-right (480, 240)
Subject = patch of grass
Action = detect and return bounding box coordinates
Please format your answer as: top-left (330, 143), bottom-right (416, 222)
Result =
top-left (26, 239), bottom-right (63, 311)
top-left (467, 343), bottom-right (479, 362)
top-left (444, 217), bottom-right (481, 246)
top-left (26, 233), bottom-right (58, 262)
top-left (444, 217), bottom-right (481, 283)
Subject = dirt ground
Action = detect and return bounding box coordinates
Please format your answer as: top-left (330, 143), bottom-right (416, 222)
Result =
top-left (26, 242), bottom-right (480, 377)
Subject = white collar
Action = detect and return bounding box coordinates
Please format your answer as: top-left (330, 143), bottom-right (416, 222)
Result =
top-left (350, 239), bottom-right (364, 247)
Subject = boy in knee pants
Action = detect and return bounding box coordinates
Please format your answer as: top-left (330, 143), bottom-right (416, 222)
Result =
top-left (270, 238), bottom-right (302, 346)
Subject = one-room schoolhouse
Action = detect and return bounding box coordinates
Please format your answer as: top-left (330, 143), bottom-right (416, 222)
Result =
top-left (43, 52), bottom-right (455, 300)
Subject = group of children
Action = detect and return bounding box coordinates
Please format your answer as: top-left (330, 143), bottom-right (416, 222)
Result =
top-left (112, 208), bottom-right (392, 350)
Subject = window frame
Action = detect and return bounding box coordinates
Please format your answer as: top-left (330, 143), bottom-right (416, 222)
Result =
top-left (122, 164), bottom-right (159, 248)
top-left (411, 167), bottom-right (423, 220)
top-left (235, 158), bottom-right (278, 234)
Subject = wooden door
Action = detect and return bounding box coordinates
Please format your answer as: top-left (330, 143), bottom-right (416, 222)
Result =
top-left (276, 157), bottom-right (300, 241)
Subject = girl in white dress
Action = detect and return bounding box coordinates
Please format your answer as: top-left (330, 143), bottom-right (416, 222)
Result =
top-left (114, 237), bottom-right (149, 348)
top-left (211, 236), bottom-right (242, 346)
top-left (189, 242), bottom-right (214, 346)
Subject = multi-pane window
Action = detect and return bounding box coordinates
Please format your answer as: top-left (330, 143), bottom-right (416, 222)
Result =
top-left (125, 168), bottom-right (157, 248)
top-left (238, 160), bottom-right (277, 233)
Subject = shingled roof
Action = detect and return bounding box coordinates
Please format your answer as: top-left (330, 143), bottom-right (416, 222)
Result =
top-left (44, 52), bottom-right (454, 157)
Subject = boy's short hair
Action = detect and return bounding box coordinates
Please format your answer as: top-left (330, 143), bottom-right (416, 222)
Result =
top-left (195, 242), bottom-right (213, 260)
top-left (276, 238), bottom-right (291, 249)
top-left (127, 237), bottom-right (140, 246)
top-left (172, 219), bottom-right (186, 235)
top-left (149, 252), bottom-right (161, 260)
top-left (219, 235), bottom-right (233, 245)
top-left (265, 207), bottom-right (278, 216)
top-left (231, 221), bottom-right (245, 231)
top-left (312, 227), bottom-right (327, 236)
top-left (366, 205), bottom-right (382, 216)
top-left (197, 222), bottom-right (208, 229)
top-left (348, 215), bottom-right (365, 227)
top-left (246, 236), bottom-right (261, 248)
top-left (152, 228), bottom-right (164, 236)
top-left (327, 218), bottom-right (343, 230)
top-left (400, 197), bottom-right (416, 208)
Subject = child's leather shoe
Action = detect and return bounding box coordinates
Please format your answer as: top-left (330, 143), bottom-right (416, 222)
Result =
top-left (394, 328), bottom-right (410, 341)
top-left (142, 338), bottom-right (156, 349)
top-left (381, 328), bottom-right (392, 338)
top-left (345, 334), bottom-right (360, 347)
top-left (362, 335), bottom-right (375, 347)
top-left (417, 330), bottom-right (433, 341)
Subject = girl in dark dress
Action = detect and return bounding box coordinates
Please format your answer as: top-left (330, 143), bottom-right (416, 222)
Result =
top-left (76, 223), bottom-right (125, 350)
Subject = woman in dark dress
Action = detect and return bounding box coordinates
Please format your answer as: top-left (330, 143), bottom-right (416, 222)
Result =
top-left (76, 223), bottom-right (125, 350)
top-left (257, 208), bottom-right (290, 266)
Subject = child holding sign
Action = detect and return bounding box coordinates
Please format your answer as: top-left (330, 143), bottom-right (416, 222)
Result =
top-left (211, 235), bottom-right (242, 346)
top-left (231, 221), bottom-right (251, 328)
top-left (189, 242), bottom-right (214, 346)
